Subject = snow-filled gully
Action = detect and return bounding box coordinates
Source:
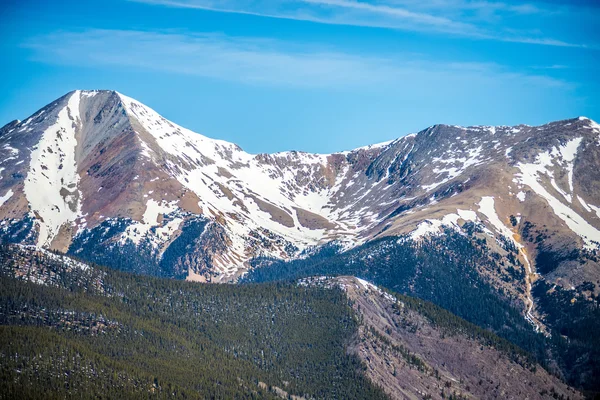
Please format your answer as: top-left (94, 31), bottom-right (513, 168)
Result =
top-left (478, 196), bottom-right (545, 334)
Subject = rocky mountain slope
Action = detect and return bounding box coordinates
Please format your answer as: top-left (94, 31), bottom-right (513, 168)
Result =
top-left (303, 276), bottom-right (582, 400)
top-left (1, 90), bottom-right (599, 286)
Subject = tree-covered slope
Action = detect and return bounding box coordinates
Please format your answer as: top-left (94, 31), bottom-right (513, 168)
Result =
top-left (245, 232), bottom-right (546, 358)
top-left (0, 243), bottom-right (590, 399)
top-left (244, 231), bottom-right (600, 395)
top-left (0, 245), bottom-right (386, 399)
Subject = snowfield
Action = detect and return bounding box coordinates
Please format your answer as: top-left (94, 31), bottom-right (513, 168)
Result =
top-left (23, 90), bottom-right (84, 247)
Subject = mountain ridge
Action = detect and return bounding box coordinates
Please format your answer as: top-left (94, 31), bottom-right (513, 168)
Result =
top-left (0, 89), bottom-right (599, 284)
top-left (4, 89), bottom-right (596, 155)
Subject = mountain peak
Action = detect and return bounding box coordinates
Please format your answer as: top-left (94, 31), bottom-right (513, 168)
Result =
top-left (577, 115), bottom-right (600, 129)
top-left (1, 91), bottom-right (599, 281)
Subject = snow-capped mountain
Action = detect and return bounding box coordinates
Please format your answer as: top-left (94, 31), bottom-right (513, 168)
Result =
top-left (1, 90), bottom-right (599, 285)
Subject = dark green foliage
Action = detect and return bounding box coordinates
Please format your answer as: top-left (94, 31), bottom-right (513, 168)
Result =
top-left (519, 220), bottom-right (585, 275)
top-left (245, 229), bottom-right (600, 392)
top-left (533, 281), bottom-right (600, 393)
top-left (158, 217), bottom-right (208, 278)
top-left (534, 244), bottom-right (580, 275)
top-left (521, 221), bottom-right (548, 244)
top-left (0, 246), bottom-right (386, 399)
top-left (244, 231), bottom-right (548, 363)
top-left (67, 219), bottom-right (161, 275)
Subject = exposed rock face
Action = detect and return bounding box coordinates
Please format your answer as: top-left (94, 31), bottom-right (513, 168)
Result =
top-left (0, 90), bottom-right (599, 288)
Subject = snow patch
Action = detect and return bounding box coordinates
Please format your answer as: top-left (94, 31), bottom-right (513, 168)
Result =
top-left (515, 139), bottom-right (600, 249)
top-left (116, 91), bottom-right (361, 263)
top-left (478, 197), bottom-right (516, 243)
top-left (24, 91), bottom-right (83, 247)
top-left (577, 196), bottom-right (591, 213)
top-left (409, 209), bottom-right (478, 240)
top-left (587, 203), bottom-right (600, 220)
top-left (422, 146), bottom-right (484, 192)
top-left (120, 199), bottom-right (179, 245)
top-left (0, 189), bottom-right (14, 207)
top-left (355, 278), bottom-right (397, 302)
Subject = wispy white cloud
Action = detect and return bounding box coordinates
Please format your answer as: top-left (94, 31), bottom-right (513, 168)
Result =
top-left (23, 30), bottom-right (401, 87)
top-left (531, 64), bottom-right (570, 70)
top-left (131, 0), bottom-right (481, 36)
top-left (129, 0), bottom-right (592, 48)
top-left (23, 29), bottom-right (570, 90)
top-left (301, 0), bottom-right (472, 29)
top-left (381, 0), bottom-right (544, 16)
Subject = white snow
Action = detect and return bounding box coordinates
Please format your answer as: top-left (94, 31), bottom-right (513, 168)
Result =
top-left (116, 91), bottom-right (372, 271)
top-left (516, 191), bottom-right (526, 202)
top-left (515, 138), bottom-right (600, 248)
top-left (356, 277), bottom-right (378, 291)
top-left (120, 199), bottom-right (180, 245)
top-left (577, 195), bottom-right (592, 213)
top-left (478, 196), bottom-right (516, 243)
top-left (422, 146), bottom-right (484, 192)
top-left (0, 189), bottom-right (13, 207)
top-left (562, 138), bottom-right (581, 194)
top-left (3, 144), bottom-right (19, 156)
top-left (152, 216), bottom-right (184, 250)
top-left (550, 178), bottom-right (572, 203)
top-left (410, 219), bottom-right (445, 239)
top-left (23, 90), bottom-right (83, 247)
top-left (80, 90), bottom-right (100, 98)
top-left (22, 92), bottom-right (588, 279)
top-left (587, 203), bottom-right (600, 220)
top-left (348, 139), bottom-right (393, 153)
top-left (409, 209), bottom-right (478, 240)
top-left (476, 194), bottom-right (545, 332)
top-left (355, 277), bottom-right (397, 302)
top-left (0, 143), bottom-right (20, 167)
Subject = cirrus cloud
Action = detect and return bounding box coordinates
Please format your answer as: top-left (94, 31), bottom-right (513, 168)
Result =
top-left (22, 29), bottom-right (572, 90)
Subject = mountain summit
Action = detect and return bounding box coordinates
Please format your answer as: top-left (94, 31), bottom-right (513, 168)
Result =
top-left (1, 90), bottom-right (599, 286)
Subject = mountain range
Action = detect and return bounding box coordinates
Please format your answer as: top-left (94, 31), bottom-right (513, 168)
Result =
top-left (1, 91), bottom-right (599, 278)
top-left (1, 90), bottom-right (600, 396)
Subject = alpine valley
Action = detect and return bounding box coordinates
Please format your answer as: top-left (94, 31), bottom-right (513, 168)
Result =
top-left (1, 90), bottom-right (599, 399)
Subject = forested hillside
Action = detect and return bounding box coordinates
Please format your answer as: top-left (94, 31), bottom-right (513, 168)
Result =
top-left (0, 244), bottom-right (589, 399)
top-left (244, 231), bottom-right (600, 395)
top-left (0, 245), bottom-right (386, 399)
top-left (245, 231), bottom-right (546, 357)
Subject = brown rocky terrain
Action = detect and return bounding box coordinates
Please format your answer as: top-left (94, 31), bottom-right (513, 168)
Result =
top-left (315, 276), bottom-right (583, 400)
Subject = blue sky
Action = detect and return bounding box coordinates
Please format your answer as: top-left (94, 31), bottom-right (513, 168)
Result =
top-left (1, 0), bottom-right (599, 153)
